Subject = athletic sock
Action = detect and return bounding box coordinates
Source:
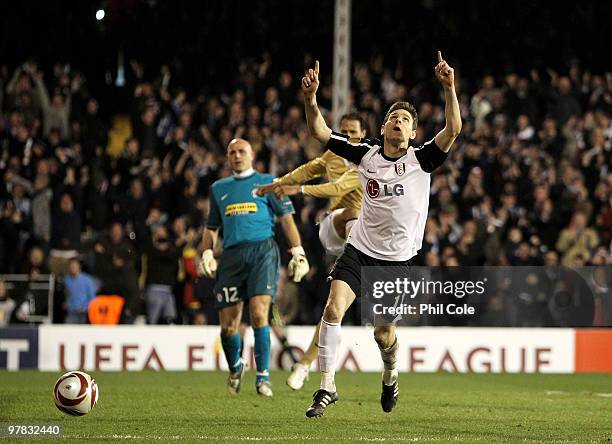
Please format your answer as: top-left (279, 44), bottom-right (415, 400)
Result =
top-left (378, 337), bottom-right (399, 385)
top-left (299, 322), bottom-right (321, 366)
top-left (253, 325), bottom-right (271, 383)
top-left (221, 333), bottom-right (243, 374)
top-left (318, 319), bottom-right (341, 392)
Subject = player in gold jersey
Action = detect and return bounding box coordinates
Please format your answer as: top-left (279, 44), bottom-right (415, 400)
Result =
top-left (257, 113), bottom-right (366, 390)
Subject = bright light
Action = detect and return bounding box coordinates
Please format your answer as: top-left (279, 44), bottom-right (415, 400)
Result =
top-left (96, 9), bottom-right (105, 21)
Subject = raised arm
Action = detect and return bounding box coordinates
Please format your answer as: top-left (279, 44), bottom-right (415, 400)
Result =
top-left (276, 155), bottom-right (326, 186)
top-left (33, 71), bottom-right (51, 112)
top-left (272, 168), bottom-right (360, 199)
top-left (302, 60), bottom-right (332, 145)
top-left (433, 51), bottom-right (462, 152)
top-left (302, 169), bottom-right (360, 198)
top-left (256, 155), bottom-right (327, 196)
top-left (6, 65), bottom-right (23, 95)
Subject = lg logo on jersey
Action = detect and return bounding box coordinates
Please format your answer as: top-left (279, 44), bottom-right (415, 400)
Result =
top-left (366, 179), bottom-right (404, 198)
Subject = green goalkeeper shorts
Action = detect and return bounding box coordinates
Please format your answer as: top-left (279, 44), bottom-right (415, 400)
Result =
top-left (214, 238), bottom-right (280, 309)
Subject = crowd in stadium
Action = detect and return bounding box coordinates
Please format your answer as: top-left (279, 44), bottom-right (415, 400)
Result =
top-left (0, 55), bottom-right (610, 327)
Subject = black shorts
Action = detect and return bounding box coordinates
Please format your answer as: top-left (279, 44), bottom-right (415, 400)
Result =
top-left (328, 243), bottom-right (412, 298)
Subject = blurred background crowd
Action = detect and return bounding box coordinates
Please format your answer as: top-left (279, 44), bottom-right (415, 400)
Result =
top-left (0, 1), bottom-right (610, 327)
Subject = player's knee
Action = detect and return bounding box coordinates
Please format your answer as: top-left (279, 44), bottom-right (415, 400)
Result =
top-left (322, 300), bottom-right (344, 324)
top-left (249, 299), bottom-right (269, 328)
top-left (250, 310), bottom-right (268, 328)
top-left (332, 215), bottom-right (346, 239)
top-left (221, 324), bottom-right (239, 337)
top-left (373, 327), bottom-right (394, 348)
top-left (335, 208), bottom-right (360, 239)
top-left (343, 208), bottom-right (360, 221)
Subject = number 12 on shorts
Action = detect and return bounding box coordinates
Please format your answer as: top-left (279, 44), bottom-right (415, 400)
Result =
top-left (219, 287), bottom-right (238, 303)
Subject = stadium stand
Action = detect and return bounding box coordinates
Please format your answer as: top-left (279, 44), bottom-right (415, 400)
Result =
top-left (0, 54), bottom-right (610, 326)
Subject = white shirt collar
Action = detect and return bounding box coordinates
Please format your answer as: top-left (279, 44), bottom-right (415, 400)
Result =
top-left (232, 168), bottom-right (255, 178)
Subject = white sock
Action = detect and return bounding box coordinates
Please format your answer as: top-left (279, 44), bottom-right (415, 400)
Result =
top-left (321, 371), bottom-right (336, 393)
top-left (318, 319), bottom-right (341, 392)
top-left (383, 369), bottom-right (398, 385)
top-left (345, 219), bottom-right (357, 237)
top-left (379, 338), bottom-right (399, 386)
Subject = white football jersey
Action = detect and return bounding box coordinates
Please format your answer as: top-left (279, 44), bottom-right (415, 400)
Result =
top-left (326, 131), bottom-right (447, 261)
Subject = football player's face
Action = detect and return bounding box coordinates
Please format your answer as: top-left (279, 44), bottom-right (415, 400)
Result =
top-left (340, 119), bottom-right (366, 141)
top-left (381, 109), bottom-right (416, 144)
top-left (227, 140), bottom-right (254, 172)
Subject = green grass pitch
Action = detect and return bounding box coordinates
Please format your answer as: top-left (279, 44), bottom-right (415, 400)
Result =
top-left (1, 371), bottom-right (611, 442)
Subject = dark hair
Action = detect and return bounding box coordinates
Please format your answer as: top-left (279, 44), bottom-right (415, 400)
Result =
top-left (383, 102), bottom-right (418, 129)
top-left (340, 112), bottom-right (366, 131)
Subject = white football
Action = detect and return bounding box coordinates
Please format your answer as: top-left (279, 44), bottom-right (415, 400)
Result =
top-left (53, 371), bottom-right (99, 416)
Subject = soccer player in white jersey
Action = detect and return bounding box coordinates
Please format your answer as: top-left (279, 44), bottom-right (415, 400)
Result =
top-left (301, 52), bottom-right (461, 417)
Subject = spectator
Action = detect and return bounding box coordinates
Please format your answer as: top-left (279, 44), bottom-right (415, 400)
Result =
top-left (93, 222), bottom-right (140, 323)
top-left (80, 98), bottom-right (108, 159)
top-left (63, 258), bottom-right (97, 324)
top-left (142, 225), bottom-right (179, 324)
top-left (49, 192), bottom-right (81, 276)
top-left (550, 76), bottom-right (582, 126)
top-left (31, 174), bottom-right (53, 245)
top-left (33, 70), bottom-right (71, 139)
top-left (556, 211), bottom-right (600, 267)
top-left (0, 201), bottom-right (24, 273)
top-left (21, 246), bottom-right (49, 275)
top-left (0, 279), bottom-right (16, 326)
top-left (1, 53), bottom-right (610, 326)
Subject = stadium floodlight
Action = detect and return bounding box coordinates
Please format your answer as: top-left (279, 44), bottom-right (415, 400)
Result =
top-left (95, 9), bottom-right (105, 21)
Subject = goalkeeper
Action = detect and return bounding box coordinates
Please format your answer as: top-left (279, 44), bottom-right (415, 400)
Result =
top-left (199, 138), bottom-right (309, 397)
top-left (257, 112), bottom-right (365, 390)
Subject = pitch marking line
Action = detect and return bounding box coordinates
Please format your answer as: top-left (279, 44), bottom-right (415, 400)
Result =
top-left (67, 435), bottom-right (589, 443)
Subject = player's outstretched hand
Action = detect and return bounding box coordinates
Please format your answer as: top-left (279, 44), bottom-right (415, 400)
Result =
top-left (256, 183), bottom-right (279, 196)
top-left (256, 183), bottom-right (301, 198)
top-left (288, 246), bottom-right (309, 283)
top-left (434, 51), bottom-right (455, 89)
top-left (301, 60), bottom-right (320, 98)
top-left (274, 185), bottom-right (300, 199)
top-left (198, 249), bottom-right (217, 278)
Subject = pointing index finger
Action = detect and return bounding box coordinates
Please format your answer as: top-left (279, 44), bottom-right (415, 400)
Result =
top-left (314, 60), bottom-right (320, 76)
top-left (437, 51), bottom-right (443, 63)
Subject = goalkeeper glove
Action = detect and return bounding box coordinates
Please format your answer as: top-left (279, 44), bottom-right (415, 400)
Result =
top-left (288, 246), bottom-right (309, 282)
top-left (198, 249), bottom-right (217, 278)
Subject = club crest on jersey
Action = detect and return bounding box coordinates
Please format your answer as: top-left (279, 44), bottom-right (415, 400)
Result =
top-left (395, 163), bottom-right (406, 176)
top-left (366, 179), bottom-right (404, 198)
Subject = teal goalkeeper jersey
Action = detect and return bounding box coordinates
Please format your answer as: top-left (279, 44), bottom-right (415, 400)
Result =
top-left (206, 171), bottom-right (295, 248)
